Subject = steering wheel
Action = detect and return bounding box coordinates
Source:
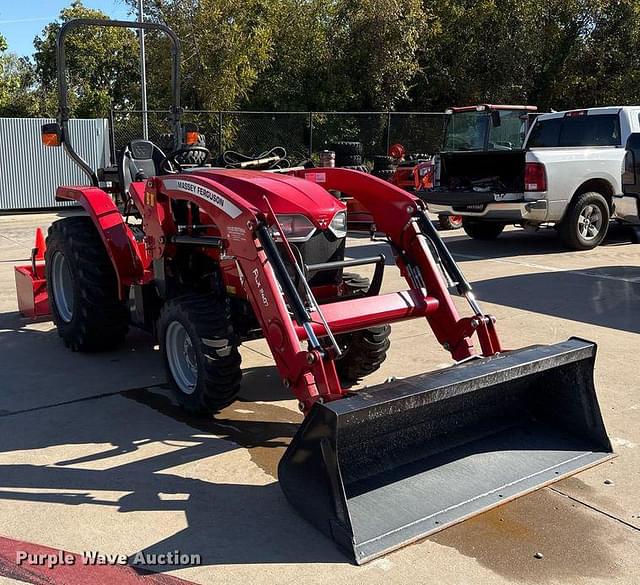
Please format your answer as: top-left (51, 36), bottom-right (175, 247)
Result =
top-left (160, 146), bottom-right (212, 174)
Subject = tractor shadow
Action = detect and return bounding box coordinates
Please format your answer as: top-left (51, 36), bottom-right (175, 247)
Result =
top-left (0, 311), bottom-right (162, 415)
top-left (348, 222), bottom-right (637, 263)
top-left (440, 222), bottom-right (637, 261)
top-left (0, 336), bottom-right (344, 568)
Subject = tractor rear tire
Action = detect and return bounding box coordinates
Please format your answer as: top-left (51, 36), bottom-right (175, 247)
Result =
top-left (158, 132), bottom-right (208, 166)
top-left (462, 219), bottom-right (505, 240)
top-left (45, 216), bottom-right (128, 351)
top-left (159, 294), bottom-right (242, 415)
top-left (335, 325), bottom-right (391, 388)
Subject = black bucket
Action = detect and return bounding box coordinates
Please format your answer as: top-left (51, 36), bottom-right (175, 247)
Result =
top-left (278, 338), bottom-right (613, 564)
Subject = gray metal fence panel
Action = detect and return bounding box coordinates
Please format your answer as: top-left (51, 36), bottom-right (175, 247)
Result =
top-left (0, 118), bottom-right (110, 211)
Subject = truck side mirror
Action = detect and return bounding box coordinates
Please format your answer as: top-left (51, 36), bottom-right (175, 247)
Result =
top-left (41, 123), bottom-right (62, 147)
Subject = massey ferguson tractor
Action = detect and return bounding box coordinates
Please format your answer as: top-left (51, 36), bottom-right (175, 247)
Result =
top-left (16, 19), bottom-right (613, 565)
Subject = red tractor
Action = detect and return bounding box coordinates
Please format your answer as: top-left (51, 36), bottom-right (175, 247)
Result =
top-left (16, 19), bottom-right (613, 565)
top-left (385, 144), bottom-right (463, 231)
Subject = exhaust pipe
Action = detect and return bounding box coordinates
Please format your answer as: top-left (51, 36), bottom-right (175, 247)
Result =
top-left (278, 338), bottom-right (612, 564)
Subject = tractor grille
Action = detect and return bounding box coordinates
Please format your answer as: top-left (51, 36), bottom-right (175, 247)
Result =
top-left (287, 229), bottom-right (345, 287)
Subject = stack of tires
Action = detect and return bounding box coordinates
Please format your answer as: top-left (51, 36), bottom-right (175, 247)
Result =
top-left (331, 141), bottom-right (368, 172)
top-left (371, 155), bottom-right (395, 181)
top-left (158, 133), bottom-right (209, 166)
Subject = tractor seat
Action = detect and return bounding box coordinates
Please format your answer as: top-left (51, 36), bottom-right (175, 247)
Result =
top-left (120, 139), bottom-right (167, 196)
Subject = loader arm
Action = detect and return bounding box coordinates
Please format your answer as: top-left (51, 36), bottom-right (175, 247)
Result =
top-left (298, 168), bottom-right (500, 360)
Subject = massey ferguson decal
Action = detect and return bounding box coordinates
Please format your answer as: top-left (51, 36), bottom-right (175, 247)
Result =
top-left (163, 179), bottom-right (242, 218)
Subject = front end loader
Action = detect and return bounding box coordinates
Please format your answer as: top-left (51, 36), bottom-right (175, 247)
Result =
top-left (16, 18), bottom-right (613, 565)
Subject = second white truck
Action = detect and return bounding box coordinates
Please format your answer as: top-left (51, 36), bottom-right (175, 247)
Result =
top-left (425, 106), bottom-right (640, 250)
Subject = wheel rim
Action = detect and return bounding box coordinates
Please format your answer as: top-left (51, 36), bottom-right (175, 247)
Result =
top-left (50, 251), bottom-right (75, 322)
top-left (577, 204), bottom-right (603, 240)
top-left (165, 321), bottom-right (198, 395)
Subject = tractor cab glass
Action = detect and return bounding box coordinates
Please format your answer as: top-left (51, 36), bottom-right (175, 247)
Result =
top-left (443, 109), bottom-right (529, 152)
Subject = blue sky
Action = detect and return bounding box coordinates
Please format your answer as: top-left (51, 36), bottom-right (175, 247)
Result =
top-left (0, 1), bottom-right (132, 57)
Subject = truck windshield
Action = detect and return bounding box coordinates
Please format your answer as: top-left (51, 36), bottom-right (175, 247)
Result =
top-left (443, 110), bottom-right (528, 151)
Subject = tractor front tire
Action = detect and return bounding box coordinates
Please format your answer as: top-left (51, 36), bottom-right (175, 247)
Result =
top-left (335, 325), bottom-right (391, 388)
top-left (159, 294), bottom-right (242, 415)
top-left (45, 216), bottom-right (128, 352)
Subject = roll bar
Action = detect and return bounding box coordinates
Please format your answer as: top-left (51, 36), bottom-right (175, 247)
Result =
top-left (56, 18), bottom-right (182, 185)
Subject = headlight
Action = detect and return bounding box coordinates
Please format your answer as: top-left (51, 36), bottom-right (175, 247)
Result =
top-left (271, 214), bottom-right (316, 242)
top-left (329, 210), bottom-right (347, 238)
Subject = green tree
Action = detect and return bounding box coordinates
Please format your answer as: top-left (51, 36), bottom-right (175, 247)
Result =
top-left (33, 0), bottom-right (140, 117)
top-left (0, 34), bottom-right (40, 116)
top-left (331, 0), bottom-right (424, 110)
top-left (558, 0), bottom-right (640, 107)
top-left (413, 0), bottom-right (605, 111)
top-left (131, 0), bottom-right (273, 111)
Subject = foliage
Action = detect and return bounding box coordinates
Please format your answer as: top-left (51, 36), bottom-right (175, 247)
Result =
top-left (3, 0), bottom-right (640, 117)
top-left (133, 0), bottom-right (273, 110)
top-left (32, 0), bottom-right (139, 117)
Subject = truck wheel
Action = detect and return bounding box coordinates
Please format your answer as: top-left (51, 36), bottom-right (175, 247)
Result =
top-left (462, 219), bottom-right (505, 240)
top-left (159, 293), bottom-right (242, 415)
top-left (45, 216), bottom-right (128, 351)
top-left (335, 325), bottom-right (391, 388)
top-left (558, 192), bottom-right (610, 250)
top-left (438, 214), bottom-right (463, 230)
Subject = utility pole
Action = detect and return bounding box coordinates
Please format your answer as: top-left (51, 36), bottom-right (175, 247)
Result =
top-left (138, 0), bottom-right (148, 139)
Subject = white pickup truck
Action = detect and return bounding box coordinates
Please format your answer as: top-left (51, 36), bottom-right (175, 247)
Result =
top-left (425, 106), bottom-right (640, 249)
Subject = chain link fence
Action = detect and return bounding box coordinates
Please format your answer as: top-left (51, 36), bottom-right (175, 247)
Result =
top-left (110, 110), bottom-right (447, 164)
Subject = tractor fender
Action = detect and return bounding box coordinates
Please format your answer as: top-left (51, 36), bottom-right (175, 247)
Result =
top-left (56, 186), bottom-right (145, 297)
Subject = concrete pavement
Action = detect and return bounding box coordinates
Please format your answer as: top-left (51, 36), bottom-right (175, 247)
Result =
top-left (0, 211), bottom-right (638, 584)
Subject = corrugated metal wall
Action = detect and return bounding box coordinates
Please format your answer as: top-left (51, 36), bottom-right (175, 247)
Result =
top-left (0, 118), bottom-right (111, 210)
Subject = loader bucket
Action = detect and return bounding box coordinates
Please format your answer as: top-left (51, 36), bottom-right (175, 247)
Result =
top-left (278, 338), bottom-right (612, 564)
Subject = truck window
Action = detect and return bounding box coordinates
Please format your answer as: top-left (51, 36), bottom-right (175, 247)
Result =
top-left (526, 118), bottom-right (561, 148)
top-left (527, 114), bottom-right (620, 148)
top-left (559, 114), bottom-right (620, 146)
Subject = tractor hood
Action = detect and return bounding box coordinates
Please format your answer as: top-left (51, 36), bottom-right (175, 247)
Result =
top-left (189, 169), bottom-right (345, 229)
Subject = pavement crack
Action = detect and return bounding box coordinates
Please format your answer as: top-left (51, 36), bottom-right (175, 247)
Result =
top-left (549, 486), bottom-right (640, 531)
top-left (0, 386), bottom-right (160, 418)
